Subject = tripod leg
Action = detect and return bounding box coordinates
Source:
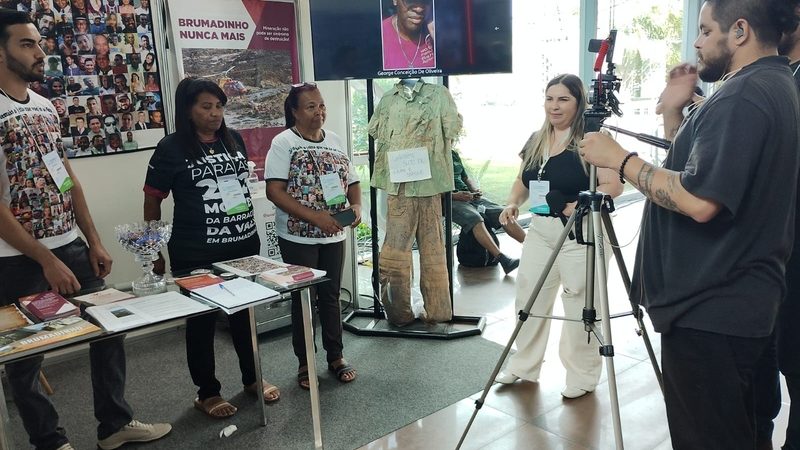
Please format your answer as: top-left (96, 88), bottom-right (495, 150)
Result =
top-left (601, 209), bottom-right (664, 393)
top-left (591, 208), bottom-right (624, 450)
top-left (455, 211), bottom-right (580, 450)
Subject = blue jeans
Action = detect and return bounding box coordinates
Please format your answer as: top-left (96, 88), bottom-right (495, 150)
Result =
top-left (0, 238), bottom-right (133, 450)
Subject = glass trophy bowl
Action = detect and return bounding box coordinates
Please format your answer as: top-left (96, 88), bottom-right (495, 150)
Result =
top-left (115, 221), bottom-right (172, 296)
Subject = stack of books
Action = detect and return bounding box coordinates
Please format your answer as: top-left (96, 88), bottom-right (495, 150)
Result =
top-left (19, 292), bottom-right (79, 322)
top-left (213, 255), bottom-right (325, 288)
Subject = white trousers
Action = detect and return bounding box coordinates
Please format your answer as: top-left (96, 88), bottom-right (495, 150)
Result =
top-left (506, 215), bottom-right (607, 391)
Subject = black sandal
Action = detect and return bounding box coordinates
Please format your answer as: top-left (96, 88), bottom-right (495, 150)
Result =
top-left (328, 360), bottom-right (357, 383)
top-left (297, 366), bottom-right (310, 390)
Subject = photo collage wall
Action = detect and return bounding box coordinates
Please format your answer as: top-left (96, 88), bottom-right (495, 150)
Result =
top-left (2, 0), bottom-right (167, 157)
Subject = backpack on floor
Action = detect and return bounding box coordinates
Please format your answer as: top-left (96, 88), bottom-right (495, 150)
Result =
top-left (456, 227), bottom-right (499, 267)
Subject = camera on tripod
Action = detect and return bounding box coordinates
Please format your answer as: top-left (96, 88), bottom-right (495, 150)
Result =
top-left (585, 30), bottom-right (622, 133)
top-left (585, 29), bottom-right (673, 149)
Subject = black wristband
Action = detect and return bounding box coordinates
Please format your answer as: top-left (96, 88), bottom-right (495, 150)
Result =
top-left (618, 152), bottom-right (638, 184)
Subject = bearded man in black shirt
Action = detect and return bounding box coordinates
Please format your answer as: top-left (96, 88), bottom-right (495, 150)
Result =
top-left (580, 1), bottom-right (800, 448)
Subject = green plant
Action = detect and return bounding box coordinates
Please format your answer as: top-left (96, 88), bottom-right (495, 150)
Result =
top-left (355, 222), bottom-right (372, 241)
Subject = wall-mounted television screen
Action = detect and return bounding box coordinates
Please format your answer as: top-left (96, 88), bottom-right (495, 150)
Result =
top-left (309, 0), bottom-right (512, 80)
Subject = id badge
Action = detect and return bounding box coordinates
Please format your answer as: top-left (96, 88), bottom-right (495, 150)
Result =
top-left (320, 172), bottom-right (346, 206)
top-left (42, 151), bottom-right (74, 193)
top-left (528, 180), bottom-right (550, 215)
top-left (218, 174), bottom-right (249, 215)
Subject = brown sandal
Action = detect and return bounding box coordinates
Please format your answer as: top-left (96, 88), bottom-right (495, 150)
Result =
top-left (328, 359), bottom-right (357, 383)
top-left (297, 366), bottom-right (310, 390)
top-left (245, 380), bottom-right (280, 403)
top-left (193, 396), bottom-right (237, 418)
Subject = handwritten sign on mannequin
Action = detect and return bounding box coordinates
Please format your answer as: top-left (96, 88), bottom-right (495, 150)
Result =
top-left (388, 147), bottom-right (432, 183)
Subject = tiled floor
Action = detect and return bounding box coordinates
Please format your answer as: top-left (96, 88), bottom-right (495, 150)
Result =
top-left (358, 200), bottom-right (792, 450)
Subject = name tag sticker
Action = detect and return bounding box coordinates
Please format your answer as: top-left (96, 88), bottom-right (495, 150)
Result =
top-left (218, 174), bottom-right (249, 215)
top-left (529, 180), bottom-right (550, 215)
top-left (320, 172), bottom-right (346, 205)
top-left (42, 151), bottom-right (74, 193)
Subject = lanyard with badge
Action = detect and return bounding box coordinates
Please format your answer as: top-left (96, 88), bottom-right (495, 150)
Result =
top-left (528, 150), bottom-right (550, 215)
top-left (529, 133), bottom-right (572, 215)
top-left (296, 131), bottom-right (347, 206)
top-left (1, 88), bottom-right (74, 193)
top-left (199, 141), bottom-right (250, 215)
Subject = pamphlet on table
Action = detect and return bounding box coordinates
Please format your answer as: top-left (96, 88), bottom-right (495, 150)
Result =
top-left (174, 273), bottom-right (224, 291)
top-left (0, 316), bottom-right (100, 358)
top-left (86, 291), bottom-right (212, 332)
top-left (0, 304), bottom-right (33, 332)
top-left (72, 288), bottom-right (136, 307)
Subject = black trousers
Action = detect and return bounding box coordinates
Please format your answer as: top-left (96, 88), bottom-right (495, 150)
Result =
top-left (754, 332), bottom-right (781, 444)
top-left (170, 256), bottom-right (257, 401)
top-left (0, 238), bottom-right (133, 449)
top-left (754, 255), bottom-right (800, 450)
top-left (662, 327), bottom-right (769, 450)
top-left (277, 237), bottom-right (345, 366)
top-left (779, 287), bottom-right (800, 450)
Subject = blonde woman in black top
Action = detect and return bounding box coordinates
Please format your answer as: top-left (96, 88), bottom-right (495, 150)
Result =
top-left (495, 74), bottom-right (622, 399)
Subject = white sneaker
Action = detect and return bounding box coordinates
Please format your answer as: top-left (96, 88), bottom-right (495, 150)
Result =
top-left (495, 371), bottom-right (520, 384)
top-left (97, 419), bottom-right (172, 450)
top-left (561, 386), bottom-right (594, 399)
top-left (55, 444), bottom-right (75, 450)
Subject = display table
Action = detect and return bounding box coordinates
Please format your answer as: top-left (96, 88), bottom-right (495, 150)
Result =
top-left (0, 276), bottom-right (328, 450)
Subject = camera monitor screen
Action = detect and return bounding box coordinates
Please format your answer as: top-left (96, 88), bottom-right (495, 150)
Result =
top-left (309, 0), bottom-right (512, 80)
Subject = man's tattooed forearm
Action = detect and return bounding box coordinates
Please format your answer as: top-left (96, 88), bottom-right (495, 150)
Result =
top-left (653, 173), bottom-right (685, 214)
top-left (633, 164), bottom-right (685, 214)
top-left (635, 163), bottom-right (656, 197)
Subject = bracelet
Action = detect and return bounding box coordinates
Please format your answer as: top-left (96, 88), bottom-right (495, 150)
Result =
top-left (618, 152), bottom-right (638, 184)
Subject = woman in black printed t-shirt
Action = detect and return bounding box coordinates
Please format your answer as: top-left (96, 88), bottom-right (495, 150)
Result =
top-left (142, 78), bottom-right (279, 418)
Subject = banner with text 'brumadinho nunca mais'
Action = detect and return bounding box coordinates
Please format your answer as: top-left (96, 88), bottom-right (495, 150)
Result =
top-left (166, 0), bottom-right (299, 176)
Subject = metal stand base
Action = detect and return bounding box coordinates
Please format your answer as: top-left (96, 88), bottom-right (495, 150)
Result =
top-left (343, 309), bottom-right (485, 339)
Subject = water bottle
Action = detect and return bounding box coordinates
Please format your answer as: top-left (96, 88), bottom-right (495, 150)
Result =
top-left (246, 161), bottom-right (264, 197)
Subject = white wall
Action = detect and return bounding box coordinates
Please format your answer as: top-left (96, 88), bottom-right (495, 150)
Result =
top-left (70, 149), bottom-right (173, 286)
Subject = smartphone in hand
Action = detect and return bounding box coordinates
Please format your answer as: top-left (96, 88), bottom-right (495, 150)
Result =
top-left (332, 208), bottom-right (356, 226)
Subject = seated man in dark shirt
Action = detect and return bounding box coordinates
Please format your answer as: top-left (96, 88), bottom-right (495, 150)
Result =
top-left (451, 150), bottom-right (525, 273)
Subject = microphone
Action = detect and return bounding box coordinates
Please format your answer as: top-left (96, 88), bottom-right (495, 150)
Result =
top-left (593, 39), bottom-right (609, 72)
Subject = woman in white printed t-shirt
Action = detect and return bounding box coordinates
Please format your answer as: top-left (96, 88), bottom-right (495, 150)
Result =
top-left (265, 82), bottom-right (361, 390)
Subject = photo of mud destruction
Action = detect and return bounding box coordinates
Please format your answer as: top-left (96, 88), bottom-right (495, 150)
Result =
top-left (182, 48), bottom-right (293, 129)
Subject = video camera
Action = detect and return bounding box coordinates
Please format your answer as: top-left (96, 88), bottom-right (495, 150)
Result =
top-left (585, 30), bottom-right (622, 133)
top-left (583, 32), bottom-right (671, 149)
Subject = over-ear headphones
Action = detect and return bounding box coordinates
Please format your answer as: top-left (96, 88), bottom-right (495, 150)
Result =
top-left (736, 27), bottom-right (744, 38)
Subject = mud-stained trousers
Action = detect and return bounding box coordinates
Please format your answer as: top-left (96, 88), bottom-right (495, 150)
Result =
top-left (379, 190), bottom-right (452, 325)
